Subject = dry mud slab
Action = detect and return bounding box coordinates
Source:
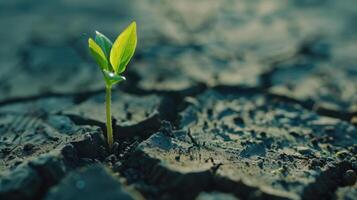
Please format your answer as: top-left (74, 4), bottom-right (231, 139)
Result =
top-left (124, 89), bottom-right (356, 200)
top-left (0, 91), bottom-right (164, 200)
top-left (0, 97), bottom-right (78, 171)
top-left (268, 41), bottom-right (357, 120)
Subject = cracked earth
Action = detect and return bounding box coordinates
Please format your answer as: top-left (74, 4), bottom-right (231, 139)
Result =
top-left (0, 0), bottom-right (356, 200)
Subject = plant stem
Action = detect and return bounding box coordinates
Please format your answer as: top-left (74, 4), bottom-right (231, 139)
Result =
top-left (105, 85), bottom-right (113, 149)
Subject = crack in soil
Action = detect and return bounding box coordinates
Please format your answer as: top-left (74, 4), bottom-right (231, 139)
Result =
top-left (0, 75), bottom-right (355, 199)
top-left (65, 113), bottom-right (161, 142)
top-left (122, 150), bottom-right (297, 200)
top-left (0, 35), bottom-right (355, 200)
top-left (0, 89), bottom-right (104, 107)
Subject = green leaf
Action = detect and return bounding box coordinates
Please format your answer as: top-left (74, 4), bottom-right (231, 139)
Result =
top-left (95, 31), bottom-right (113, 59)
top-left (88, 38), bottom-right (108, 71)
top-left (102, 70), bottom-right (126, 85)
top-left (110, 21), bottom-right (137, 74)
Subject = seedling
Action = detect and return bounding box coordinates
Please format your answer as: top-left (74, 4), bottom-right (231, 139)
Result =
top-left (88, 21), bottom-right (137, 148)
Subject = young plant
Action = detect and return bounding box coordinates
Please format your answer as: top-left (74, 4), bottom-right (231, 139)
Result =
top-left (88, 21), bottom-right (137, 148)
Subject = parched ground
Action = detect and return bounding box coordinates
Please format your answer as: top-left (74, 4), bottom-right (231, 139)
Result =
top-left (0, 0), bottom-right (356, 200)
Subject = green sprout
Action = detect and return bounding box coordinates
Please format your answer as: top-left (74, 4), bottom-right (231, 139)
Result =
top-left (88, 21), bottom-right (137, 148)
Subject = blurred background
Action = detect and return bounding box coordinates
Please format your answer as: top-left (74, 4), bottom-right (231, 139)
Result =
top-left (0, 0), bottom-right (356, 116)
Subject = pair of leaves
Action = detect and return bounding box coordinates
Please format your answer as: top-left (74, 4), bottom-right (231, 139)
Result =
top-left (88, 21), bottom-right (137, 85)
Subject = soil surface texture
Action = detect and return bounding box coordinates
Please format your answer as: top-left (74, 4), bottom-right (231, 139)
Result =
top-left (0, 0), bottom-right (356, 200)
